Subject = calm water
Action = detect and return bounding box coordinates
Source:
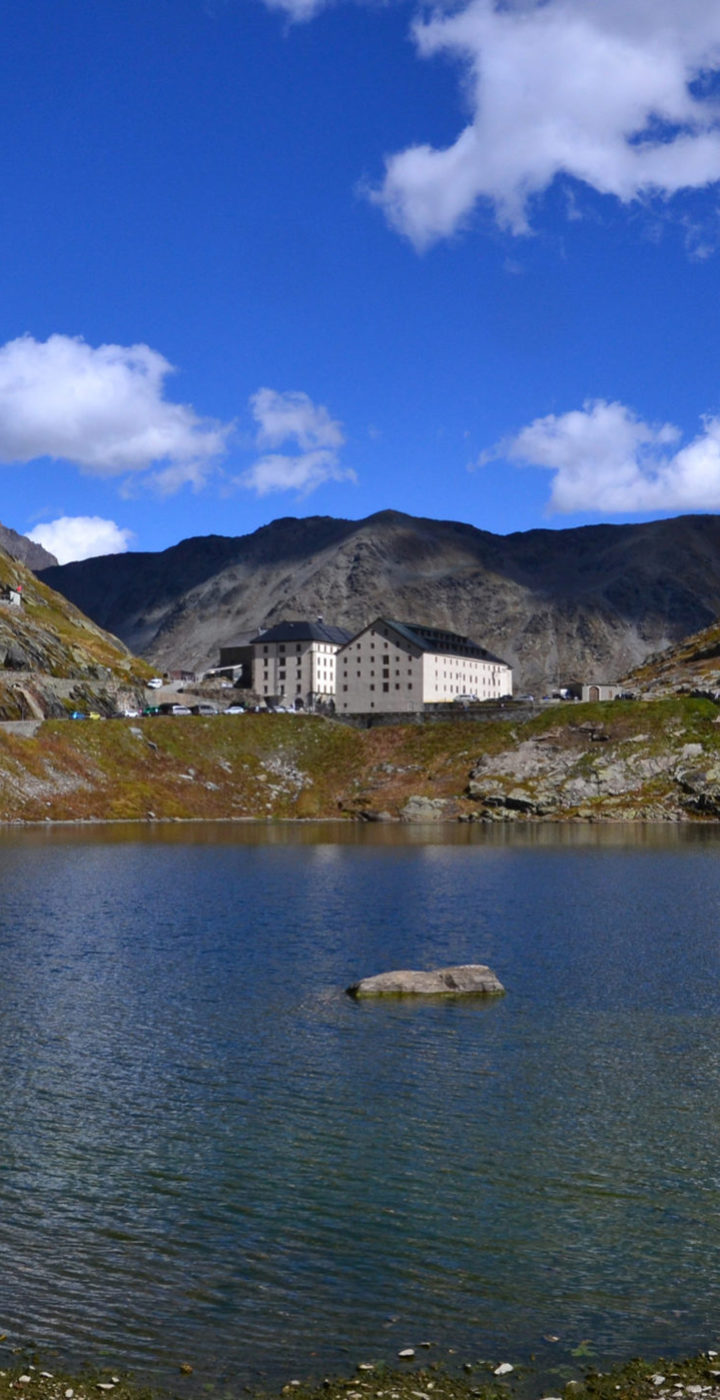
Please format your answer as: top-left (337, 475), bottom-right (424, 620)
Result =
top-left (1, 821), bottom-right (720, 1388)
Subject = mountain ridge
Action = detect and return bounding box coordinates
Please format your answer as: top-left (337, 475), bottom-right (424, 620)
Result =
top-left (39, 508), bottom-right (720, 692)
top-left (0, 522), bottom-right (56, 571)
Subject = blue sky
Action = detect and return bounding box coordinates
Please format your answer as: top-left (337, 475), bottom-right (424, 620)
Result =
top-left (5, 0), bottom-right (720, 560)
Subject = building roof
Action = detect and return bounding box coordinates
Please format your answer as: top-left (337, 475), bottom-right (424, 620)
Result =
top-left (250, 619), bottom-right (353, 646)
top-left (382, 619), bottom-right (510, 666)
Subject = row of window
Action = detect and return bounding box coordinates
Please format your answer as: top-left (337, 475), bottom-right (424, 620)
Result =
top-left (342, 683), bottom-right (412, 692)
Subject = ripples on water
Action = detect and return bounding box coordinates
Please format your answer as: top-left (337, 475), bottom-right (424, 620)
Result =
top-left (1, 822), bottom-right (720, 1385)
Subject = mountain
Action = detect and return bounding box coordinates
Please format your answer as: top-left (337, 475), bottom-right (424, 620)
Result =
top-left (38, 508), bottom-right (720, 692)
top-left (0, 522), bottom-right (56, 570)
top-left (627, 617), bottom-right (720, 696)
top-left (0, 545), bottom-right (149, 718)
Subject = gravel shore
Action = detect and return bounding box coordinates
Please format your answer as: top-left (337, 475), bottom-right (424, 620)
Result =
top-left (2, 1352), bottom-right (720, 1400)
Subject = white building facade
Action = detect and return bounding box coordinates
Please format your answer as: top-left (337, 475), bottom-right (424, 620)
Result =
top-left (336, 619), bottom-right (512, 714)
top-left (250, 620), bottom-right (352, 708)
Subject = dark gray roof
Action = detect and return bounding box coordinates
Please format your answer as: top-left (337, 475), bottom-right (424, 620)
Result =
top-left (250, 619), bottom-right (353, 645)
top-left (383, 619), bottom-right (509, 666)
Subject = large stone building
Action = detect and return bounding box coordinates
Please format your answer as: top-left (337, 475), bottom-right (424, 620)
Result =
top-left (336, 618), bottom-right (512, 714)
top-left (250, 620), bottom-right (352, 708)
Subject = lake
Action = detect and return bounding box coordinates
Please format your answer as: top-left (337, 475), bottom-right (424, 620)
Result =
top-left (1, 820), bottom-right (720, 1390)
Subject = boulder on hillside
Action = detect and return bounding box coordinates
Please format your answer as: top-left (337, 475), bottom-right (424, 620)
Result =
top-left (346, 963), bottom-right (505, 999)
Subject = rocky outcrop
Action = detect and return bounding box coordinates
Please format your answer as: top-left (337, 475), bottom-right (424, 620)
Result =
top-left (400, 795), bottom-right (457, 821)
top-left (347, 964), bottom-right (505, 998)
top-left (463, 718), bottom-right (720, 821)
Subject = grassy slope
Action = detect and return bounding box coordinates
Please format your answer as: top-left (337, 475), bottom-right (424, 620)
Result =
top-left (0, 549), bottom-right (152, 720)
top-left (0, 550), bottom-right (146, 679)
top-left (1, 698), bottom-right (719, 823)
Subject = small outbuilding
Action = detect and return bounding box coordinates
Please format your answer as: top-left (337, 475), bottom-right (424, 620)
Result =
top-left (581, 683), bottom-right (620, 702)
top-left (0, 584), bottom-right (23, 608)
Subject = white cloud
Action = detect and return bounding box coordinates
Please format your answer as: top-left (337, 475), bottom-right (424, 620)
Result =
top-left (27, 515), bottom-right (135, 565)
top-left (0, 334), bottom-right (230, 488)
top-left (250, 387), bottom-right (345, 451)
top-left (369, 0), bottom-right (720, 248)
top-left (243, 448), bottom-right (354, 496)
top-left (240, 388), bottom-right (356, 496)
top-left (484, 398), bottom-right (720, 515)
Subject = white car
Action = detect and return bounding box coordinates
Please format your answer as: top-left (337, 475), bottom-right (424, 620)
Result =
top-left (147, 677), bottom-right (163, 689)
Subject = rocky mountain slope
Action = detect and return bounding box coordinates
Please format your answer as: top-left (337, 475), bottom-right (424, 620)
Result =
top-left (0, 546), bottom-right (150, 719)
top-left (39, 509), bottom-right (720, 693)
top-left (0, 522), bottom-right (56, 570)
top-left (626, 617), bottom-right (720, 697)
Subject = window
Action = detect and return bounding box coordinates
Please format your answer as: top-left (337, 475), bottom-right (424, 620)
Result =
top-left (382, 682), bottom-right (389, 692)
top-left (342, 685), bottom-right (348, 692)
top-left (279, 645), bottom-right (286, 653)
top-left (395, 683), bottom-right (400, 690)
top-left (370, 684), bottom-right (375, 691)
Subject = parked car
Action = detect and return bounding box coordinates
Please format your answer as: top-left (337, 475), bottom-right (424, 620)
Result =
top-left (192, 702), bottom-right (218, 715)
top-left (69, 710), bottom-right (87, 720)
top-left (225, 704), bottom-right (245, 714)
top-left (453, 694), bottom-right (479, 705)
top-left (147, 677), bottom-right (163, 689)
top-left (166, 704), bottom-right (192, 715)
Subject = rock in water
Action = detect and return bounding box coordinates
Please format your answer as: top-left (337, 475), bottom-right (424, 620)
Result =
top-left (346, 964), bottom-right (505, 998)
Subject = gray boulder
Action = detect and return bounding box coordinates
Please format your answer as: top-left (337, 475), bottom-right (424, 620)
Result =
top-left (400, 795), bottom-right (454, 822)
top-left (347, 963), bottom-right (505, 998)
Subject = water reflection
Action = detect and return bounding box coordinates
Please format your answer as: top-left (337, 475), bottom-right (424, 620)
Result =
top-left (0, 825), bottom-right (719, 1386)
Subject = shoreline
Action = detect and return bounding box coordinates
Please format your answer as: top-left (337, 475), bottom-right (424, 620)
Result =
top-left (2, 1351), bottom-right (720, 1400)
